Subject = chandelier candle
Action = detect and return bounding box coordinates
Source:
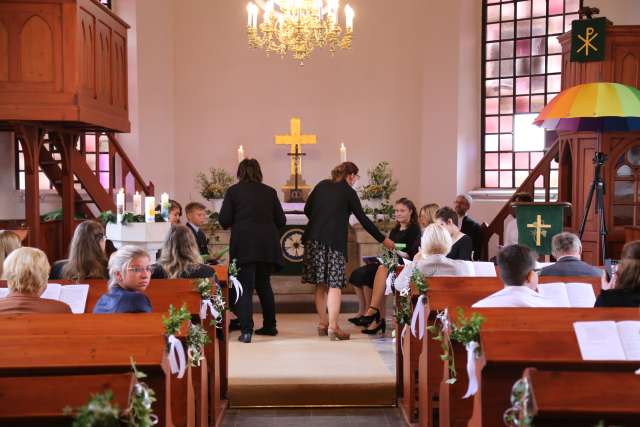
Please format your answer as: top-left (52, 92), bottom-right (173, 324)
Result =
top-left (238, 145), bottom-right (245, 163)
top-left (116, 188), bottom-right (125, 224)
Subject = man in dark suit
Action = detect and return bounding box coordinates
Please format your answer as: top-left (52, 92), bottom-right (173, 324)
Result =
top-left (540, 232), bottom-right (603, 277)
top-left (185, 202), bottom-right (210, 257)
top-left (454, 194), bottom-right (482, 261)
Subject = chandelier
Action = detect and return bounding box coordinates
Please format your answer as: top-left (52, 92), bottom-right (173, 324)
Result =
top-left (246, 0), bottom-right (354, 64)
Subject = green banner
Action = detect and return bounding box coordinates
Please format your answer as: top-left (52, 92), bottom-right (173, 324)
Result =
top-left (570, 17), bottom-right (606, 62)
top-left (515, 204), bottom-right (564, 255)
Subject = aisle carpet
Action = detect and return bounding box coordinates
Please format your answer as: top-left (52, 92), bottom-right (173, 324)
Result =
top-left (228, 313), bottom-right (395, 407)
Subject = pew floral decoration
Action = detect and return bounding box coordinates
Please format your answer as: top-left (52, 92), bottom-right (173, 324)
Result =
top-left (187, 323), bottom-right (211, 367)
top-left (409, 268), bottom-right (431, 339)
top-left (194, 277), bottom-right (226, 328)
top-left (64, 359), bottom-right (158, 427)
top-left (503, 377), bottom-right (534, 427)
top-left (228, 259), bottom-right (244, 304)
top-left (162, 304), bottom-right (190, 379)
top-left (427, 308), bottom-right (457, 384)
top-left (379, 247), bottom-right (400, 296)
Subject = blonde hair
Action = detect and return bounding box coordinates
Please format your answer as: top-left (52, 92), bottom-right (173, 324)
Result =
top-left (0, 230), bottom-right (22, 278)
top-left (3, 247), bottom-right (50, 295)
top-left (62, 220), bottom-right (108, 280)
top-left (419, 203), bottom-right (439, 228)
top-left (421, 224), bottom-right (453, 256)
top-left (158, 225), bottom-right (203, 278)
top-left (108, 245), bottom-right (151, 289)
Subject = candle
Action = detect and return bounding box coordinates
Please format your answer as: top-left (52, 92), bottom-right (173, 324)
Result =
top-left (160, 192), bottom-right (170, 220)
top-left (340, 143), bottom-right (347, 162)
top-left (264, 1), bottom-right (273, 22)
top-left (145, 197), bottom-right (156, 223)
top-left (133, 191), bottom-right (142, 216)
top-left (246, 3), bottom-right (253, 27)
top-left (345, 4), bottom-right (354, 30)
top-left (238, 145), bottom-right (245, 163)
top-left (116, 188), bottom-right (125, 224)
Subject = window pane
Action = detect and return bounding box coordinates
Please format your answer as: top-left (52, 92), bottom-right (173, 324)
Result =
top-left (549, 0), bottom-right (564, 15)
top-left (515, 170), bottom-right (529, 187)
top-left (500, 78), bottom-right (514, 95)
top-left (500, 152), bottom-right (513, 169)
top-left (531, 75), bottom-right (546, 93)
top-left (517, 1), bottom-right (531, 19)
top-left (548, 15), bottom-right (564, 34)
top-left (500, 171), bottom-right (513, 188)
top-left (501, 22), bottom-right (515, 39)
top-left (500, 115), bottom-right (513, 133)
top-left (516, 57), bottom-right (531, 76)
top-left (487, 60), bottom-right (500, 78)
top-left (566, 0), bottom-right (580, 13)
top-left (532, 18), bottom-right (546, 36)
top-left (534, 175), bottom-right (544, 188)
top-left (99, 172), bottom-right (110, 190)
top-left (516, 77), bottom-right (530, 94)
top-left (500, 97), bottom-right (513, 114)
top-left (532, 0), bottom-right (546, 17)
top-left (487, 42), bottom-right (500, 60)
top-left (532, 38), bottom-right (546, 55)
top-left (547, 35), bottom-right (562, 54)
top-left (487, 5), bottom-right (500, 23)
top-left (485, 134), bottom-right (499, 151)
top-left (515, 152), bottom-right (529, 169)
top-left (516, 96), bottom-right (530, 113)
top-left (614, 181), bottom-right (634, 203)
top-left (485, 153), bottom-right (499, 169)
top-left (486, 116), bottom-right (499, 133)
top-left (99, 135), bottom-right (109, 152)
top-left (500, 134), bottom-right (513, 151)
top-left (486, 79), bottom-right (500, 96)
top-left (501, 2), bottom-right (515, 21)
top-left (85, 134), bottom-right (96, 152)
top-left (487, 23), bottom-right (500, 41)
top-left (547, 74), bottom-right (561, 92)
top-left (531, 95), bottom-right (546, 112)
top-left (617, 165), bottom-right (633, 177)
top-left (486, 97), bottom-right (499, 115)
top-left (550, 170), bottom-right (558, 187)
top-left (565, 14), bottom-right (578, 31)
top-left (86, 155), bottom-right (96, 170)
top-left (19, 173), bottom-right (25, 190)
top-left (530, 151), bottom-right (544, 167)
top-left (501, 41), bottom-right (514, 58)
top-left (501, 60), bottom-right (514, 77)
top-left (517, 19), bottom-right (531, 37)
top-left (99, 154), bottom-right (110, 171)
top-left (485, 171), bottom-right (499, 187)
top-left (514, 113), bottom-right (544, 151)
top-left (614, 205), bottom-right (633, 226)
top-left (548, 55), bottom-right (562, 73)
top-left (516, 39), bottom-right (531, 57)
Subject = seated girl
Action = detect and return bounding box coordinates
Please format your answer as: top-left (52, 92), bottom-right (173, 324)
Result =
top-left (348, 198), bottom-right (420, 325)
top-left (361, 224), bottom-right (474, 334)
top-left (0, 230), bottom-right (22, 278)
top-left (151, 225), bottom-right (215, 279)
top-left (434, 206), bottom-right (473, 261)
top-left (93, 246), bottom-right (152, 314)
top-left (0, 247), bottom-right (72, 314)
top-left (418, 203), bottom-right (439, 231)
top-left (596, 240), bottom-right (640, 307)
top-left (50, 220), bottom-right (108, 281)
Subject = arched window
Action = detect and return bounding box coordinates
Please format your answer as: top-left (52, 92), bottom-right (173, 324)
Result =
top-left (481, 0), bottom-right (582, 188)
top-left (613, 145), bottom-right (640, 226)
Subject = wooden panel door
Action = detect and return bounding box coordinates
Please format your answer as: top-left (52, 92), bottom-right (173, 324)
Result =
top-left (571, 134), bottom-right (599, 264)
top-left (612, 44), bottom-right (640, 87)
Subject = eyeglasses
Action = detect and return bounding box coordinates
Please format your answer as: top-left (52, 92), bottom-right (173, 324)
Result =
top-left (128, 266), bottom-right (152, 273)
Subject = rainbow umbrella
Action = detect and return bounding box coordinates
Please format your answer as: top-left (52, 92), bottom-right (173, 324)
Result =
top-left (533, 82), bottom-right (640, 132)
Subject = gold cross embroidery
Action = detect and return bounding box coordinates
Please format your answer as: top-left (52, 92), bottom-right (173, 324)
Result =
top-left (275, 118), bottom-right (316, 175)
top-left (577, 26), bottom-right (599, 56)
top-left (527, 214), bottom-right (552, 247)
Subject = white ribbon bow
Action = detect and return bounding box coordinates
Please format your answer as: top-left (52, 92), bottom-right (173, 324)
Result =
top-left (462, 341), bottom-right (480, 399)
top-left (385, 272), bottom-right (396, 295)
top-left (229, 275), bottom-right (243, 304)
top-left (167, 335), bottom-right (187, 379)
top-left (410, 295), bottom-right (427, 339)
top-left (199, 299), bottom-right (220, 321)
top-left (436, 308), bottom-right (450, 333)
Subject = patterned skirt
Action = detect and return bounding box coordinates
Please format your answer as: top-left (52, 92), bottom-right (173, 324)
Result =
top-left (302, 240), bottom-right (346, 289)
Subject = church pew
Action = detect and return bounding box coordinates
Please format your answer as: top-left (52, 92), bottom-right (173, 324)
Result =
top-left (472, 326), bottom-right (640, 427)
top-left (519, 367), bottom-right (640, 426)
top-left (0, 334), bottom-right (173, 426)
top-left (438, 307), bottom-right (639, 427)
top-left (409, 275), bottom-right (601, 427)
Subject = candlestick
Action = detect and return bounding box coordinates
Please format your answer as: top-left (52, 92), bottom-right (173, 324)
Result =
top-left (116, 188), bottom-right (125, 224)
top-left (145, 197), bottom-right (156, 223)
top-left (238, 145), bottom-right (245, 163)
top-left (133, 191), bottom-right (142, 216)
top-left (340, 143), bottom-right (347, 162)
top-left (160, 193), bottom-right (170, 220)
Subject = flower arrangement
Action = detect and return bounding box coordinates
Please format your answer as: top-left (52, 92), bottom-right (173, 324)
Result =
top-left (194, 277), bottom-right (226, 328)
top-left (187, 323), bottom-right (211, 367)
top-left (196, 168), bottom-right (234, 200)
top-left (359, 161), bottom-right (398, 201)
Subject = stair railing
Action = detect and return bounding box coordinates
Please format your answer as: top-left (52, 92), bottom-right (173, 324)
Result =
top-left (107, 133), bottom-right (155, 197)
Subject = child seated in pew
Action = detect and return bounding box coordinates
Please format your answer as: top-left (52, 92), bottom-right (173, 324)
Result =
top-left (472, 244), bottom-right (555, 308)
top-left (0, 247), bottom-right (72, 314)
top-left (50, 220), bottom-right (108, 281)
top-left (596, 240), bottom-right (640, 307)
top-left (0, 230), bottom-right (22, 278)
top-left (93, 246), bottom-right (152, 314)
top-left (151, 224), bottom-right (216, 279)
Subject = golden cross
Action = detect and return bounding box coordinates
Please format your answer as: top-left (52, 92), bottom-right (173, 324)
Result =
top-left (527, 214), bottom-right (552, 247)
top-left (275, 117), bottom-right (316, 175)
top-left (577, 26), bottom-right (599, 56)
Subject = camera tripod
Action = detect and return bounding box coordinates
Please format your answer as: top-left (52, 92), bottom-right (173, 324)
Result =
top-left (578, 152), bottom-right (608, 263)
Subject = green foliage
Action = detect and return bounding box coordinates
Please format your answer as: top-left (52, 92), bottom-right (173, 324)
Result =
top-left (162, 303), bottom-right (191, 336)
top-left (379, 247), bottom-right (399, 271)
top-left (228, 259), bottom-right (240, 277)
top-left (40, 209), bottom-right (87, 222)
top-left (411, 268), bottom-right (429, 294)
top-left (449, 307), bottom-right (485, 354)
top-left (196, 168), bottom-right (234, 200)
top-left (98, 210), bottom-right (116, 224)
top-left (358, 161), bottom-right (398, 200)
top-left (64, 391), bottom-right (121, 427)
top-left (126, 359), bottom-right (157, 427)
top-left (98, 211), bottom-right (165, 225)
top-left (187, 324), bottom-right (211, 367)
top-left (427, 312), bottom-right (456, 384)
top-left (194, 277), bottom-right (214, 300)
top-left (394, 294), bottom-right (412, 327)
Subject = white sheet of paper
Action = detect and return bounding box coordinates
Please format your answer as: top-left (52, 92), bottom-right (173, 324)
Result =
top-left (472, 262), bottom-right (497, 277)
top-left (535, 261), bottom-right (555, 269)
top-left (573, 321), bottom-right (627, 360)
top-left (565, 282), bottom-right (596, 307)
top-left (0, 288), bottom-right (9, 298)
top-left (616, 321), bottom-right (640, 361)
top-left (40, 283), bottom-right (62, 301)
top-left (58, 284), bottom-right (90, 314)
top-left (537, 283), bottom-right (571, 307)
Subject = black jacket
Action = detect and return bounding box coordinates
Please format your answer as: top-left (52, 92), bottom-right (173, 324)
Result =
top-left (303, 179), bottom-right (385, 257)
top-left (186, 222), bottom-right (210, 256)
top-left (595, 288), bottom-right (640, 307)
top-left (218, 181), bottom-right (287, 267)
top-left (460, 215), bottom-right (482, 261)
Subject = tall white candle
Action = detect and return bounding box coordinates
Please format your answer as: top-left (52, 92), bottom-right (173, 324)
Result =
top-left (340, 143), bottom-right (347, 162)
top-left (160, 192), bottom-right (170, 220)
top-left (238, 145), bottom-right (245, 163)
top-left (345, 4), bottom-right (354, 30)
top-left (133, 191), bottom-right (142, 216)
top-left (145, 197), bottom-right (156, 223)
top-left (116, 188), bottom-right (125, 224)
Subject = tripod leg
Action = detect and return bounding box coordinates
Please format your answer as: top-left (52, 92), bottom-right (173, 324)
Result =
top-left (595, 183), bottom-right (607, 262)
top-left (578, 179), bottom-right (597, 239)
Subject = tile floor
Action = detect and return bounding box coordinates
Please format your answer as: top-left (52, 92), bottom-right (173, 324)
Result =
top-left (220, 407), bottom-right (407, 427)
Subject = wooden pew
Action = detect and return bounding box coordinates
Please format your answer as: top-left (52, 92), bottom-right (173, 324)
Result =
top-left (518, 367), bottom-right (640, 426)
top-left (408, 275), bottom-right (601, 427)
top-left (0, 335), bottom-right (172, 426)
top-left (439, 307), bottom-right (638, 427)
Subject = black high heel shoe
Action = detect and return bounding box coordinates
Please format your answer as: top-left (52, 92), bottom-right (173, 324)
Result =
top-left (348, 315), bottom-right (365, 325)
top-left (354, 307), bottom-right (380, 327)
top-left (361, 319), bottom-right (386, 335)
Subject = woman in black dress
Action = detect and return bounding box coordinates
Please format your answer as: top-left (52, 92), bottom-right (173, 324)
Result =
top-left (219, 159), bottom-right (287, 343)
top-left (302, 162), bottom-right (395, 340)
top-left (595, 240), bottom-right (640, 307)
top-left (434, 206), bottom-right (473, 261)
top-left (349, 198), bottom-right (421, 328)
